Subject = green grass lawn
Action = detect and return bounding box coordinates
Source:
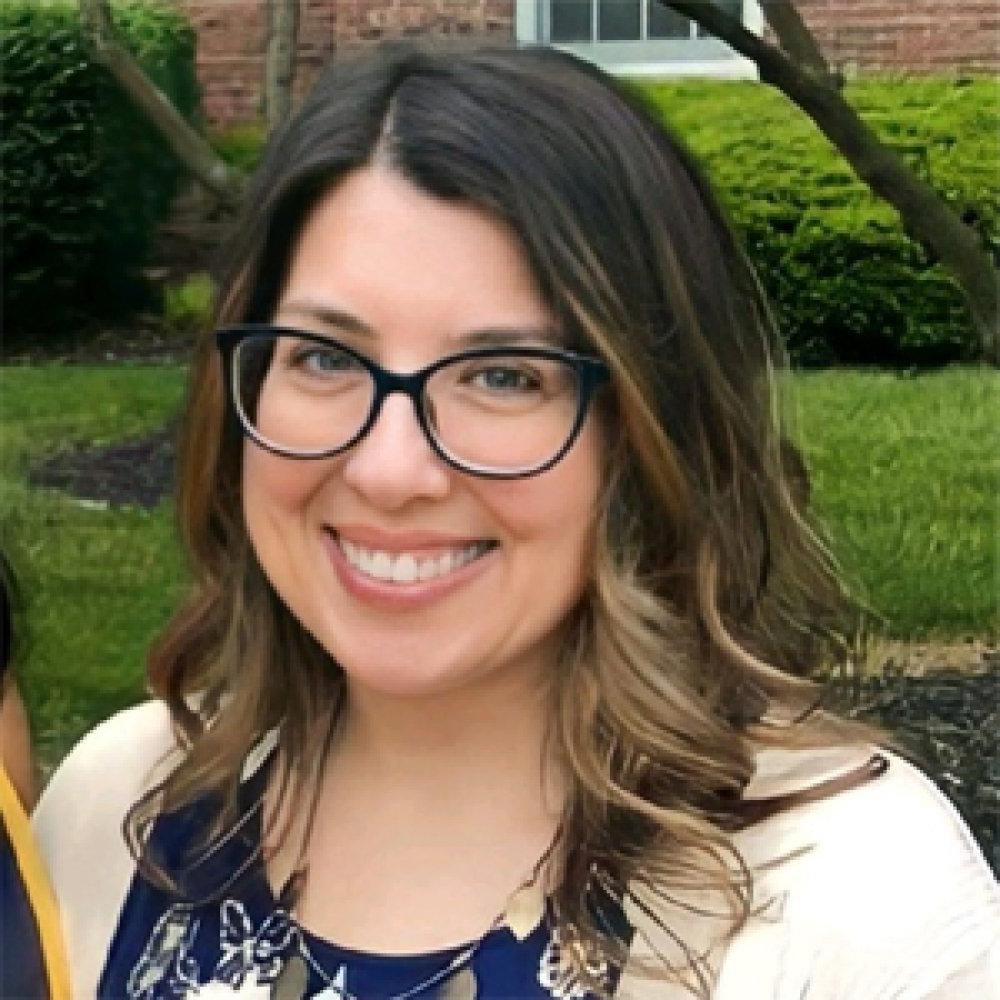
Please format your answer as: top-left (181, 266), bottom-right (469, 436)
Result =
top-left (1, 364), bottom-right (997, 765)
top-left (789, 368), bottom-right (999, 641)
top-left (0, 365), bottom-right (188, 765)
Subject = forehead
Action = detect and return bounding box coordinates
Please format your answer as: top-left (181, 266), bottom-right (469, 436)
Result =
top-left (275, 166), bottom-right (558, 358)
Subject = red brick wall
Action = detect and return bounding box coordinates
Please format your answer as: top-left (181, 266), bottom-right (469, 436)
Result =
top-left (180, 1), bottom-right (997, 127)
top-left (180, 1), bottom-right (262, 125)
top-left (180, 0), bottom-right (514, 126)
top-left (791, 1), bottom-right (999, 77)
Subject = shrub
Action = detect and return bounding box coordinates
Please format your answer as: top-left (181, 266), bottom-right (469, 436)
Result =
top-left (0, 0), bottom-right (200, 346)
top-left (162, 271), bottom-right (216, 335)
top-left (211, 121), bottom-right (268, 175)
top-left (640, 78), bottom-right (999, 366)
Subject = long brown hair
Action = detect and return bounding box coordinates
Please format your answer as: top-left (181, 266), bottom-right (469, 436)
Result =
top-left (132, 44), bottom-right (873, 996)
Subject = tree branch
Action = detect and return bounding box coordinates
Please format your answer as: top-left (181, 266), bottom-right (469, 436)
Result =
top-left (264, 0), bottom-right (300, 133)
top-left (660, 0), bottom-right (774, 65)
top-left (656, 0), bottom-right (998, 360)
top-left (79, 0), bottom-right (242, 208)
top-left (759, 0), bottom-right (832, 81)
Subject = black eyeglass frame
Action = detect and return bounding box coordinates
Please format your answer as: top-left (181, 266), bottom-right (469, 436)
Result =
top-left (216, 324), bottom-right (611, 479)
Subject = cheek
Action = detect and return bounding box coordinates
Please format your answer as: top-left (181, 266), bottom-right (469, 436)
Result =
top-left (482, 428), bottom-right (602, 558)
top-left (241, 447), bottom-right (328, 534)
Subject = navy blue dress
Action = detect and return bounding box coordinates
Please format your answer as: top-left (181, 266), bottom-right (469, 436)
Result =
top-left (99, 751), bottom-right (629, 999)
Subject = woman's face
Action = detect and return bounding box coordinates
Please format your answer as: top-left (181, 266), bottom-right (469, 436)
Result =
top-left (242, 166), bottom-right (603, 700)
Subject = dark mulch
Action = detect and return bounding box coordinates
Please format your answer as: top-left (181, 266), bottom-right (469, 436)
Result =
top-left (3, 317), bottom-right (195, 367)
top-left (28, 425), bottom-right (178, 509)
top-left (25, 432), bottom-right (1000, 873)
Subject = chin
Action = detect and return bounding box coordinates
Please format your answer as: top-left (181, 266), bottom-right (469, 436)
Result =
top-left (341, 661), bottom-right (477, 700)
top-left (323, 633), bottom-right (480, 700)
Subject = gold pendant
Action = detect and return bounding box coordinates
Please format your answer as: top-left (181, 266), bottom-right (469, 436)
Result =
top-left (437, 966), bottom-right (477, 1000)
top-left (504, 883), bottom-right (546, 941)
top-left (271, 954), bottom-right (308, 1000)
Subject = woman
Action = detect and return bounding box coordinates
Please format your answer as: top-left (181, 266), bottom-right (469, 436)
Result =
top-left (1, 554), bottom-right (69, 998)
top-left (34, 44), bottom-right (998, 999)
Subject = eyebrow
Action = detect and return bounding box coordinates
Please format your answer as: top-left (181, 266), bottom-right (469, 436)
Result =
top-left (275, 301), bottom-right (373, 336)
top-left (275, 299), bottom-right (568, 349)
top-left (453, 326), bottom-right (567, 349)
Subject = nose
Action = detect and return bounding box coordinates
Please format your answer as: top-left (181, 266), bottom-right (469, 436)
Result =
top-left (340, 391), bottom-right (451, 510)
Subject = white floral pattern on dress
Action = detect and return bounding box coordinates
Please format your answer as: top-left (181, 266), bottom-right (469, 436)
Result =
top-left (183, 971), bottom-right (271, 999)
top-left (537, 927), bottom-right (610, 1000)
top-left (127, 896), bottom-right (581, 999)
top-left (127, 907), bottom-right (200, 1000)
top-left (125, 901), bottom-right (299, 999)
top-left (214, 901), bottom-right (297, 985)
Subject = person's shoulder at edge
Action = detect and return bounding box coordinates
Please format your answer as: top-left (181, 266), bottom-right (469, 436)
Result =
top-left (34, 699), bottom-right (178, 841)
top-left (32, 699), bottom-right (179, 999)
top-left (719, 744), bottom-right (1000, 998)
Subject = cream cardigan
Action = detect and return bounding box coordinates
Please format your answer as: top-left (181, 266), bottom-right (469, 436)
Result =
top-left (33, 701), bottom-right (1000, 1000)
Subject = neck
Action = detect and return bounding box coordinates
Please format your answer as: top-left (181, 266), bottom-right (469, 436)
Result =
top-left (264, 663), bottom-right (570, 952)
top-left (331, 665), bottom-right (565, 824)
top-left (342, 672), bottom-right (558, 775)
top-left (269, 666), bottom-right (567, 954)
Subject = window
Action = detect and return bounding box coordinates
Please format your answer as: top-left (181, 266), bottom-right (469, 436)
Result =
top-left (517, 0), bottom-right (760, 78)
top-left (548, 0), bottom-right (744, 45)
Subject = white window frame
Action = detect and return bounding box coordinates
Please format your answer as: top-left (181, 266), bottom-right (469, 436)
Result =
top-left (516, 1), bottom-right (764, 79)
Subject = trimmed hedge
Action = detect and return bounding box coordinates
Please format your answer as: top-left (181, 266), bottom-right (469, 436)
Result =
top-left (642, 78), bottom-right (999, 366)
top-left (1, 0), bottom-right (199, 345)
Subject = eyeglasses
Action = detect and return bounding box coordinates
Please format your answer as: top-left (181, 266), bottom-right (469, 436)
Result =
top-left (216, 325), bottom-right (611, 479)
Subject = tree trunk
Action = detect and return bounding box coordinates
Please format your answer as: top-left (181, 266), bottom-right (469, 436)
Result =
top-left (79, 0), bottom-right (242, 208)
top-left (659, 0), bottom-right (999, 362)
top-left (264, 0), bottom-right (300, 133)
top-left (758, 0), bottom-right (832, 81)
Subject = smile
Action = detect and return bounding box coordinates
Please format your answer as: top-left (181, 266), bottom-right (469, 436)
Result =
top-left (336, 537), bottom-right (496, 585)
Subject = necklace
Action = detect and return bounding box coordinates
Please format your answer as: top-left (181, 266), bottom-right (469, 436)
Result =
top-left (271, 827), bottom-right (562, 1000)
top-left (270, 831), bottom-right (558, 1000)
top-left (267, 722), bottom-right (560, 1000)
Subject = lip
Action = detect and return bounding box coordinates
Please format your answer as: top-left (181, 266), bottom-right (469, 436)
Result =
top-left (323, 528), bottom-right (498, 611)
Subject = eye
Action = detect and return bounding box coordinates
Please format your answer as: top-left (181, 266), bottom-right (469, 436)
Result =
top-left (466, 364), bottom-right (542, 394)
top-left (287, 342), bottom-right (363, 375)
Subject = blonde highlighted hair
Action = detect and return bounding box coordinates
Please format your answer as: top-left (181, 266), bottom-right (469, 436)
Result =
top-left (131, 44), bottom-right (874, 997)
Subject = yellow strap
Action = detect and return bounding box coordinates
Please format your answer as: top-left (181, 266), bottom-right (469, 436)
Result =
top-left (0, 766), bottom-right (70, 1000)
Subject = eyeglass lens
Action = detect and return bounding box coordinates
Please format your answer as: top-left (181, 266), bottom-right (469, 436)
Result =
top-left (233, 334), bottom-right (584, 473)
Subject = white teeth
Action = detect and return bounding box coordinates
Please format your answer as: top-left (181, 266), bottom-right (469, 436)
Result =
top-left (371, 551), bottom-right (392, 579)
top-left (338, 538), bottom-right (490, 585)
top-left (391, 554), bottom-right (418, 584)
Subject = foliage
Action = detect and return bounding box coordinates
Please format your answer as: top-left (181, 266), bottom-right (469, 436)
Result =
top-left (211, 120), bottom-right (268, 175)
top-left (0, 0), bottom-right (200, 346)
top-left (1, 364), bottom-right (995, 765)
top-left (162, 271), bottom-right (216, 334)
top-left (640, 78), bottom-right (999, 365)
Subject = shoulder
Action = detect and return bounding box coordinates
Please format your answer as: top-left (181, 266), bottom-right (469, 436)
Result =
top-left (34, 699), bottom-right (180, 837)
top-left (33, 700), bottom-right (182, 999)
top-left (741, 747), bottom-right (994, 902)
top-left (722, 747), bottom-right (1000, 998)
